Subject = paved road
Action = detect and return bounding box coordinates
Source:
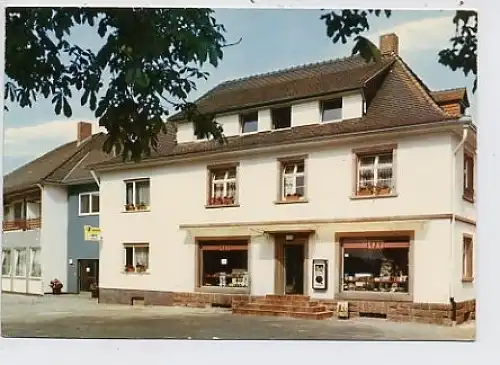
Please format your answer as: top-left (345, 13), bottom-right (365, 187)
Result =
top-left (1, 293), bottom-right (475, 340)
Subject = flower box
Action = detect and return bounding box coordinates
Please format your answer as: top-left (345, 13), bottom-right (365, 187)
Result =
top-left (136, 264), bottom-right (147, 273)
top-left (285, 194), bottom-right (301, 202)
top-left (357, 186), bottom-right (374, 196)
top-left (125, 265), bottom-right (135, 273)
top-left (376, 186), bottom-right (392, 195)
top-left (125, 204), bottom-right (135, 212)
top-left (136, 203), bottom-right (149, 211)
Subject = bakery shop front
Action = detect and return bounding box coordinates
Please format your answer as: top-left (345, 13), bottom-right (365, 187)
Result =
top-left (338, 235), bottom-right (411, 299)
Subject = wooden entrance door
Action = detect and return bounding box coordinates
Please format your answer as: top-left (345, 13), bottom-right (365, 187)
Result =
top-left (274, 235), bottom-right (308, 295)
top-left (78, 259), bottom-right (99, 292)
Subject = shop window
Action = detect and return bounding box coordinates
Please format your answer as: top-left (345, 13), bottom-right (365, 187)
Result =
top-left (462, 236), bottom-right (474, 280)
top-left (125, 179), bottom-right (150, 212)
top-left (356, 151), bottom-right (394, 196)
top-left (29, 248), bottom-right (41, 278)
top-left (463, 152), bottom-right (474, 201)
top-left (2, 250), bottom-right (12, 276)
top-left (198, 241), bottom-right (249, 288)
top-left (14, 249), bottom-right (27, 277)
top-left (208, 166), bottom-right (238, 206)
top-left (123, 244), bottom-right (150, 273)
top-left (79, 192), bottom-right (100, 215)
top-left (240, 111), bottom-right (258, 133)
top-left (321, 98), bottom-right (342, 122)
top-left (341, 238), bottom-right (410, 294)
top-left (280, 159), bottom-right (306, 202)
top-left (271, 106), bottom-right (292, 129)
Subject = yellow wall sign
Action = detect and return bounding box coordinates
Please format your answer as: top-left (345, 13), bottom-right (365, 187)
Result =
top-left (84, 225), bottom-right (101, 241)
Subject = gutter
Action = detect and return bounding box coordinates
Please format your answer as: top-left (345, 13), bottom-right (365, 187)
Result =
top-left (91, 118), bottom-right (464, 173)
top-left (449, 117), bottom-right (471, 317)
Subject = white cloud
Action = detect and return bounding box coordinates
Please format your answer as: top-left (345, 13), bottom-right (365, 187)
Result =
top-left (4, 119), bottom-right (107, 158)
top-left (366, 15), bottom-right (456, 53)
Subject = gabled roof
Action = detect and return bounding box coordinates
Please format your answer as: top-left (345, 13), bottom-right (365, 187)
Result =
top-left (169, 55), bottom-right (396, 121)
top-left (431, 87), bottom-right (470, 108)
top-left (90, 55), bottom-right (464, 172)
top-left (4, 132), bottom-right (113, 196)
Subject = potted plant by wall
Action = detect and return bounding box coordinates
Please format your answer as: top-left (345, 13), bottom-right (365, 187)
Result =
top-left (222, 196), bottom-right (234, 205)
top-left (125, 203), bottom-right (135, 212)
top-left (125, 264), bottom-right (135, 273)
top-left (50, 279), bottom-right (63, 295)
top-left (136, 264), bottom-right (147, 273)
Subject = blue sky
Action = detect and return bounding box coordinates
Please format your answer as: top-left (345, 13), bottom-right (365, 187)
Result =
top-left (3, 9), bottom-right (475, 174)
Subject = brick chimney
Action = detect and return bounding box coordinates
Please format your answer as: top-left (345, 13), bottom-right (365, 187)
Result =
top-left (379, 33), bottom-right (399, 56)
top-left (77, 121), bottom-right (92, 145)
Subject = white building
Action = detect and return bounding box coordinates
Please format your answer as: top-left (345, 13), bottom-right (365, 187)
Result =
top-left (91, 33), bottom-right (476, 325)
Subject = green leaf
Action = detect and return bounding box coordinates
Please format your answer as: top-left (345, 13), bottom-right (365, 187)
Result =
top-left (54, 95), bottom-right (62, 115)
top-left (352, 36), bottom-right (381, 63)
top-left (63, 97), bottom-right (72, 118)
top-left (134, 69), bottom-right (150, 88)
top-left (81, 89), bottom-right (90, 106)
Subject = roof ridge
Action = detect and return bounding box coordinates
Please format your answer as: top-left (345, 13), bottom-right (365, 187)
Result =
top-left (41, 133), bottom-right (104, 184)
top-left (218, 54), bottom-right (363, 87)
top-left (431, 87), bottom-right (466, 94)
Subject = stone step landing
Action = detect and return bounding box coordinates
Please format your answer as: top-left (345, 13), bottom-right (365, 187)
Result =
top-left (232, 294), bottom-right (334, 320)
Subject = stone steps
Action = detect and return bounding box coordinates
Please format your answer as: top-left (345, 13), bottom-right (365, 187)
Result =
top-left (232, 294), bottom-right (334, 320)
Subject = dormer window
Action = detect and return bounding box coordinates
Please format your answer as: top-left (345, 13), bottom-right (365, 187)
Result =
top-left (321, 98), bottom-right (342, 122)
top-left (240, 111), bottom-right (258, 134)
top-left (271, 106), bottom-right (291, 129)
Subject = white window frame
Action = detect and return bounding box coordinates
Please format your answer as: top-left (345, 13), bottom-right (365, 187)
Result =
top-left (29, 248), bottom-right (42, 278)
top-left (79, 192), bottom-right (100, 216)
top-left (2, 249), bottom-right (12, 277)
top-left (210, 167), bottom-right (237, 204)
top-left (281, 161), bottom-right (305, 199)
top-left (123, 243), bottom-right (150, 274)
top-left (125, 179), bottom-right (151, 211)
top-left (357, 153), bottom-right (394, 192)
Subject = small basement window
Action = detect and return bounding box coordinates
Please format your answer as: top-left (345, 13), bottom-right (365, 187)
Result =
top-left (271, 107), bottom-right (292, 129)
top-left (321, 98), bottom-right (342, 122)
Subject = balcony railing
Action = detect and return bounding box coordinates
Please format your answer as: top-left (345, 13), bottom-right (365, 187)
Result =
top-left (3, 218), bottom-right (41, 232)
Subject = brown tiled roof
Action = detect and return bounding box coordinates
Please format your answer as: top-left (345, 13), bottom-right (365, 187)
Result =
top-left (91, 56), bottom-right (460, 171)
top-left (431, 88), bottom-right (470, 107)
top-left (4, 133), bottom-right (113, 195)
top-left (170, 55), bottom-right (396, 121)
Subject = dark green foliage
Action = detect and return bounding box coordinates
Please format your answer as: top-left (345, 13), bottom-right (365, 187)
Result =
top-left (5, 7), bottom-right (227, 162)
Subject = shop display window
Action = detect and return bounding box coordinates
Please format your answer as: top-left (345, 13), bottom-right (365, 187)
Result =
top-left (199, 241), bottom-right (249, 288)
top-left (341, 238), bottom-right (409, 294)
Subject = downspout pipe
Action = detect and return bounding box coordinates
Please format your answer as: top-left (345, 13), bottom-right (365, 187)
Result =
top-left (449, 118), bottom-right (471, 317)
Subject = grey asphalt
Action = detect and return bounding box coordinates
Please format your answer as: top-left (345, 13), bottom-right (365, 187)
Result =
top-left (0, 293), bottom-right (475, 340)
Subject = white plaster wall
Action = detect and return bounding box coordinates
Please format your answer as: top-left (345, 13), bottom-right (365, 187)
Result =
top-left (452, 220), bottom-right (475, 302)
top-left (176, 122), bottom-right (195, 143)
top-left (99, 132), bottom-right (457, 298)
top-left (306, 229), bottom-right (337, 299)
top-left (12, 278), bottom-right (26, 293)
top-left (27, 279), bottom-right (43, 295)
top-left (40, 185), bottom-right (68, 293)
top-left (292, 101), bottom-right (320, 127)
top-left (1, 278), bottom-right (12, 291)
top-left (342, 93), bottom-right (364, 120)
top-left (411, 220), bottom-right (451, 304)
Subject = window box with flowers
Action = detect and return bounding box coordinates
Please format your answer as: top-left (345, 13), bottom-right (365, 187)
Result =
top-left (278, 159), bottom-right (307, 203)
top-left (207, 166), bottom-right (238, 208)
top-left (123, 244), bottom-right (150, 274)
top-left (124, 179), bottom-right (150, 212)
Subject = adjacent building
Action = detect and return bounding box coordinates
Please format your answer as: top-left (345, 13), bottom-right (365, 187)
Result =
top-left (2, 122), bottom-right (111, 294)
top-left (90, 33), bottom-right (476, 325)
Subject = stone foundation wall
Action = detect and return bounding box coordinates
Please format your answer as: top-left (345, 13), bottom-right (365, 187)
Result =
top-left (318, 298), bottom-right (476, 326)
top-left (98, 288), bottom-right (475, 326)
